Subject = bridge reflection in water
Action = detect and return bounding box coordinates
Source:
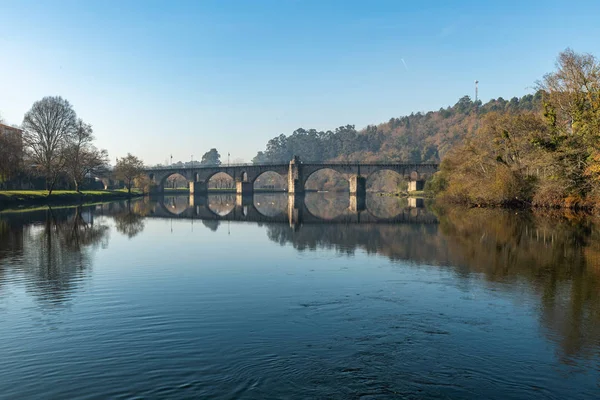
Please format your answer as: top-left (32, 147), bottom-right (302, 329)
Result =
top-left (135, 193), bottom-right (435, 229)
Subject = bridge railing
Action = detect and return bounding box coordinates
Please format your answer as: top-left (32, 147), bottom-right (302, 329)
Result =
top-left (144, 161), bottom-right (439, 170)
top-left (144, 162), bottom-right (289, 170)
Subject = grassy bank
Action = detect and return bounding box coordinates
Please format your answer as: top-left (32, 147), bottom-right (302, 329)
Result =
top-left (0, 190), bottom-right (143, 208)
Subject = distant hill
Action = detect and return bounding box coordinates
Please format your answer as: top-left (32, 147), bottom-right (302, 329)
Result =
top-left (253, 92), bottom-right (543, 164)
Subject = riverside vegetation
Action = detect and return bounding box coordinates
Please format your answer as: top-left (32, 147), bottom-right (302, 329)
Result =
top-left (252, 49), bottom-right (600, 208)
top-left (3, 49), bottom-right (598, 208)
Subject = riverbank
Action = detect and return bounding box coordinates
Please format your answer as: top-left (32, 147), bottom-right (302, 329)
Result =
top-left (0, 190), bottom-right (143, 209)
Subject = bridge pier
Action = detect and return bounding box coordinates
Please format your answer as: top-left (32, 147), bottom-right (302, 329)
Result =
top-left (101, 178), bottom-right (115, 190)
top-left (288, 156), bottom-right (304, 194)
top-left (408, 180), bottom-right (425, 192)
top-left (408, 197), bottom-right (424, 208)
top-left (190, 181), bottom-right (208, 196)
top-left (349, 195), bottom-right (366, 213)
top-left (235, 193), bottom-right (253, 207)
top-left (234, 193), bottom-right (254, 218)
top-left (287, 193), bottom-right (304, 230)
top-left (236, 181), bottom-right (253, 196)
top-left (150, 185), bottom-right (164, 194)
top-left (349, 176), bottom-right (366, 197)
top-left (188, 194), bottom-right (208, 208)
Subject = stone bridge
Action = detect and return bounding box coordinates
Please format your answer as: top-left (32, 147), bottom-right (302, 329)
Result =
top-left (142, 156), bottom-right (439, 196)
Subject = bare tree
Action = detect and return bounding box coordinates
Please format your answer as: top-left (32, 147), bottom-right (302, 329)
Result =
top-left (537, 48), bottom-right (600, 138)
top-left (22, 96), bottom-right (77, 194)
top-left (114, 153), bottom-right (144, 195)
top-left (64, 119), bottom-right (109, 191)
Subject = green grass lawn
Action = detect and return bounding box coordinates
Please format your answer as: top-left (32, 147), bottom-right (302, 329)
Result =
top-left (0, 189), bottom-right (142, 206)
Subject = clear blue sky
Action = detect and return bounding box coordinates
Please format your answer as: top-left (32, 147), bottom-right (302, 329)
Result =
top-left (1, 0), bottom-right (599, 165)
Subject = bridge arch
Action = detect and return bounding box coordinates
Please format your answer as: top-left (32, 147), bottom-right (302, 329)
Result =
top-left (159, 172), bottom-right (190, 191)
top-left (253, 171), bottom-right (287, 191)
top-left (207, 172), bottom-right (234, 190)
top-left (304, 168), bottom-right (349, 192)
top-left (366, 169), bottom-right (406, 193)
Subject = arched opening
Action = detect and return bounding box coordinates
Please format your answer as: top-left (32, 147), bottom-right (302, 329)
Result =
top-left (241, 171), bottom-right (248, 182)
top-left (253, 171), bottom-right (287, 192)
top-left (161, 173), bottom-right (189, 191)
top-left (366, 170), bottom-right (406, 193)
top-left (208, 194), bottom-right (235, 216)
top-left (304, 168), bottom-right (349, 192)
top-left (303, 168), bottom-right (350, 220)
top-left (208, 172), bottom-right (234, 190)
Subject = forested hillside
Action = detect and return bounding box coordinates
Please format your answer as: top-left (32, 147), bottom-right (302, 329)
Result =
top-left (435, 49), bottom-right (600, 208)
top-left (253, 92), bottom-right (542, 164)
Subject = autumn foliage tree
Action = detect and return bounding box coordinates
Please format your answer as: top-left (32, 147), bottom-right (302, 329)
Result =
top-left (114, 153), bottom-right (144, 195)
top-left (435, 49), bottom-right (600, 208)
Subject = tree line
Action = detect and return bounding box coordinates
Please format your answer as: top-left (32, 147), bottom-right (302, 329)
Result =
top-left (1, 96), bottom-right (159, 195)
top-left (252, 94), bottom-right (541, 165)
top-left (1, 96), bottom-right (110, 194)
top-left (1, 97), bottom-right (226, 195)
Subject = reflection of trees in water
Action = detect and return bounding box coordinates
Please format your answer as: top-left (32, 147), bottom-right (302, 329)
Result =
top-left (434, 206), bottom-right (600, 363)
top-left (0, 206), bottom-right (109, 306)
top-left (266, 223), bottom-right (440, 259)
top-left (114, 201), bottom-right (146, 239)
top-left (266, 206), bottom-right (600, 364)
top-left (201, 219), bottom-right (220, 232)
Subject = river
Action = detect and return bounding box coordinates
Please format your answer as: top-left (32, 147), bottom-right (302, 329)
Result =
top-left (0, 193), bottom-right (599, 399)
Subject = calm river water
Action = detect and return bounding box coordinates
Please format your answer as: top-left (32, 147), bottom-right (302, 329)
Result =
top-left (1, 193), bottom-right (599, 399)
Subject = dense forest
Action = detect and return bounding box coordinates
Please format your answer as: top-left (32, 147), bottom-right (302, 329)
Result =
top-left (253, 93), bottom-right (541, 164)
top-left (254, 49), bottom-right (600, 208)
